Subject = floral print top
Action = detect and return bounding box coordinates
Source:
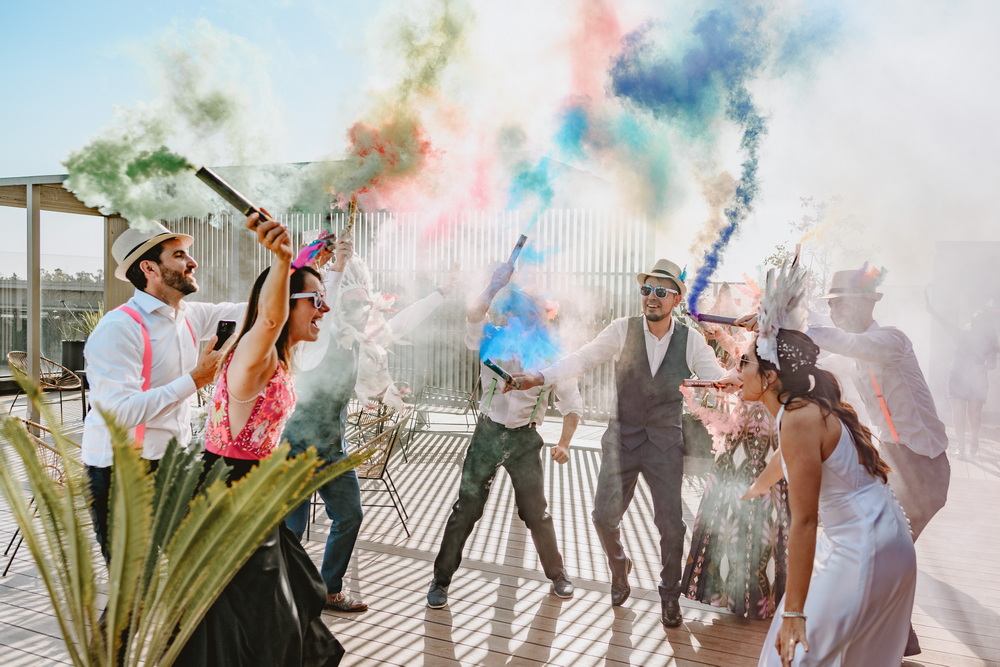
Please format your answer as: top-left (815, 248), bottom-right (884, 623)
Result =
top-left (204, 356), bottom-right (297, 460)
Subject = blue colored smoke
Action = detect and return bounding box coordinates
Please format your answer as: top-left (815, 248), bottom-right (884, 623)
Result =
top-left (479, 288), bottom-right (562, 373)
top-left (507, 158), bottom-right (556, 242)
top-left (608, 4), bottom-right (840, 314)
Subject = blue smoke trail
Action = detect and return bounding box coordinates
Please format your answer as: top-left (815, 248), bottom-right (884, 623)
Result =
top-left (608, 5), bottom-right (840, 314)
top-left (479, 288), bottom-right (562, 373)
top-left (555, 103), bottom-right (589, 161)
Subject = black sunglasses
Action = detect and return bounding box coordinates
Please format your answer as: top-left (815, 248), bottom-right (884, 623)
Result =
top-left (640, 284), bottom-right (678, 298)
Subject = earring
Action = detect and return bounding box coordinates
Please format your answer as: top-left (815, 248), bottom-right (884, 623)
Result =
top-left (763, 380), bottom-right (769, 391)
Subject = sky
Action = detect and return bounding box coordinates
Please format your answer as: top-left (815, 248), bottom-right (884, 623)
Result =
top-left (2, 0), bottom-right (999, 298)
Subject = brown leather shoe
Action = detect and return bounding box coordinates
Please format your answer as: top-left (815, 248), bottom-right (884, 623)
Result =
top-left (325, 591), bottom-right (368, 613)
top-left (661, 598), bottom-right (682, 627)
top-left (610, 557), bottom-right (633, 606)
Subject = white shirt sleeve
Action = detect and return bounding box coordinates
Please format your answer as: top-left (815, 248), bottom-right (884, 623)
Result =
top-left (687, 328), bottom-right (726, 381)
top-left (387, 290), bottom-right (445, 338)
top-left (466, 317), bottom-right (486, 352)
top-left (84, 317), bottom-right (196, 430)
top-left (541, 319), bottom-right (628, 384)
top-left (807, 325), bottom-right (908, 365)
top-left (184, 301), bottom-right (247, 340)
top-left (551, 377), bottom-right (584, 418)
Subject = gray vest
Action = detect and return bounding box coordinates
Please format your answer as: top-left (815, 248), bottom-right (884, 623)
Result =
top-left (610, 316), bottom-right (691, 452)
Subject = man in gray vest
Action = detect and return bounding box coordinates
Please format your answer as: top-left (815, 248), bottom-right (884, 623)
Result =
top-left (511, 259), bottom-right (726, 627)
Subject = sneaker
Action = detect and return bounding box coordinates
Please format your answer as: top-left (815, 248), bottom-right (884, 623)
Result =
top-left (427, 580), bottom-right (449, 609)
top-left (551, 572), bottom-right (575, 599)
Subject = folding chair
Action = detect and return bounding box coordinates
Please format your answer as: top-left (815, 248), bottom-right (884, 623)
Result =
top-left (355, 407), bottom-right (413, 537)
top-left (3, 420), bottom-right (81, 576)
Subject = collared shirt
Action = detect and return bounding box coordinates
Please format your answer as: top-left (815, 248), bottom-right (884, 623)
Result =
top-left (466, 318), bottom-right (583, 429)
top-left (540, 316), bottom-right (725, 385)
top-left (82, 289), bottom-right (245, 467)
top-left (807, 322), bottom-right (948, 457)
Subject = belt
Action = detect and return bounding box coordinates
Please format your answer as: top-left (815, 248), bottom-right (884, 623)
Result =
top-left (483, 416), bottom-right (537, 432)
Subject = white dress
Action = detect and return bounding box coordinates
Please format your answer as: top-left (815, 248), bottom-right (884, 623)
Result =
top-left (758, 406), bottom-right (916, 666)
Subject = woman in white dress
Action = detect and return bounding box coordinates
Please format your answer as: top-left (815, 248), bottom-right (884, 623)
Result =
top-left (742, 329), bottom-right (916, 667)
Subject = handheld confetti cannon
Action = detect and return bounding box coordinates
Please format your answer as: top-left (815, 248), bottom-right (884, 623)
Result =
top-left (483, 359), bottom-right (516, 386)
top-left (195, 166), bottom-right (273, 226)
top-left (508, 234), bottom-right (527, 265)
top-left (340, 196), bottom-right (359, 241)
top-left (694, 313), bottom-right (745, 327)
top-left (681, 379), bottom-right (726, 389)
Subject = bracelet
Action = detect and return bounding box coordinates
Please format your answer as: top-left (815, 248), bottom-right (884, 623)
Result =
top-left (781, 611), bottom-right (807, 620)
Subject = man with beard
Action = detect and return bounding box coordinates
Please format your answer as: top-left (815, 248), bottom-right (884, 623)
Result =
top-left (509, 259), bottom-right (729, 627)
top-left (82, 222), bottom-right (252, 562)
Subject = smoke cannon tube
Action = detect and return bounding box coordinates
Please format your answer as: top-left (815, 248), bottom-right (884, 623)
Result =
top-left (695, 313), bottom-right (746, 327)
top-left (483, 359), bottom-right (515, 385)
top-left (682, 379), bottom-right (725, 388)
top-left (195, 166), bottom-right (271, 226)
top-left (508, 234), bottom-right (528, 265)
top-left (340, 196), bottom-right (359, 241)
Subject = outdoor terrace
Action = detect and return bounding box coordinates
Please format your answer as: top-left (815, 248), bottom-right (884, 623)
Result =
top-left (1, 396), bottom-right (999, 666)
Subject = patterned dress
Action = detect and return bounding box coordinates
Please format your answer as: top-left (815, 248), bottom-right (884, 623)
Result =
top-left (682, 400), bottom-right (789, 619)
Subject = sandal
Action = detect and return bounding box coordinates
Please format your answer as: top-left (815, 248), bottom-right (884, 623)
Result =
top-left (324, 592), bottom-right (368, 613)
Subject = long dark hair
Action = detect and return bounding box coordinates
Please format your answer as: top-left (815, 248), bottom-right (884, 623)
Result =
top-left (233, 266), bottom-right (322, 369)
top-left (757, 329), bottom-right (891, 482)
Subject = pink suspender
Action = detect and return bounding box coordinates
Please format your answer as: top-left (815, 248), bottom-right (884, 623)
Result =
top-left (868, 368), bottom-right (901, 443)
top-left (116, 305), bottom-right (197, 447)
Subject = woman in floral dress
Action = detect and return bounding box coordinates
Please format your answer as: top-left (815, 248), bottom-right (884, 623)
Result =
top-left (681, 334), bottom-right (789, 619)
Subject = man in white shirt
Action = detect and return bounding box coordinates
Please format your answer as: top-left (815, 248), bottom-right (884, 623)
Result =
top-left (82, 221), bottom-right (252, 562)
top-left (511, 259), bottom-right (726, 627)
top-left (808, 269), bottom-right (949, 542)
top-left (426, 262), bottom-right (581, 609)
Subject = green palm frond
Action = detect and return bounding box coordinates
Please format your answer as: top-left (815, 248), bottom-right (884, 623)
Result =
top-left (0, 372), bottom-right (369, 666)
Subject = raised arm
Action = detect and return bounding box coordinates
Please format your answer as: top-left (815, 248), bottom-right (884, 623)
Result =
top-left (468, 262), bottom-right (513, 323)
top-left (227, 215), bottom-right (293, 397)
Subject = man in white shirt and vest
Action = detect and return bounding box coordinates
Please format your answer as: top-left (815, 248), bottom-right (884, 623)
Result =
top-left (82, 221), bottom-right (270, 562)
top-left (807, 269), bottom-right (949, 656)
top-left (511, 259), bottom-right (727, 627)
top-left (426, 262), bottom-right (581, 609)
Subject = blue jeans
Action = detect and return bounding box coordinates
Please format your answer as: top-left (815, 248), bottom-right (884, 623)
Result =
top-left (286, 461), bottom-right (363, 596)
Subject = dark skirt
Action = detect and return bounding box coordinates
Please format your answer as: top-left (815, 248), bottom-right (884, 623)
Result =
top-left (174, 454), bottom-right (344, 666)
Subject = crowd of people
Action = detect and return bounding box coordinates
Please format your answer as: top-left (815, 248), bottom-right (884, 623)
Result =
top-left (77, 212), bottom-right (989, 665)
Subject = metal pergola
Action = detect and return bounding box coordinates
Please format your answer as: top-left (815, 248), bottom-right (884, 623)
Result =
top-left (0, 175), bottom-right (120, 421)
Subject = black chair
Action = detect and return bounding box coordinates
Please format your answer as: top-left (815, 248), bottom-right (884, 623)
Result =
top-left (355, 407), bottom-right (413, 537)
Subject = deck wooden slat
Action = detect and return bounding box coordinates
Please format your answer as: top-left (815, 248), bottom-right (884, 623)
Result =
top-left (2, 403), bottom-right (999, 666)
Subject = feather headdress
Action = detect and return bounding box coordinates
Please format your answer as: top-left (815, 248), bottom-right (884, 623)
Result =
top-left (757, 254), bottom-right (809, 369)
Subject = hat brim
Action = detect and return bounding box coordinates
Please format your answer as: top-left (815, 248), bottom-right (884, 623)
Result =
top-left (818, 291), bottom-right (883, 302)
top-left (114, 233), bottom-right (194, 281)
top-left (637, 271), bottom-right (686, 297)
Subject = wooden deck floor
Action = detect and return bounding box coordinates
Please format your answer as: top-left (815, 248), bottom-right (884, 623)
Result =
top-left (2, 397), bottom-right (1000, 666)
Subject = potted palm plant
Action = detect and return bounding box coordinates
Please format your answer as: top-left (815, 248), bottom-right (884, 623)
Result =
top-left (0, 376), bottom-right (369, 666)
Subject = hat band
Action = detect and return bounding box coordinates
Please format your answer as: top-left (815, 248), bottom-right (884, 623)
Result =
top-left (827, 286), bottom-right (877, 294)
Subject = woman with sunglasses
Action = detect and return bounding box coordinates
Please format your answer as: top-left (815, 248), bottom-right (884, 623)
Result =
top-left (741, 329), bottom-right (915, 667)
top-left (178, 214), bottom-right (339, 666)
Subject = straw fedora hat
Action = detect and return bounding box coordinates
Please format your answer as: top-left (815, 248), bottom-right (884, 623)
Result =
top-left (819, 269), bottom-right (884, 301)
top-left (111, 223), bottom-right (194, 282)
top-left (637, 259), bottom-right (686, 296)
